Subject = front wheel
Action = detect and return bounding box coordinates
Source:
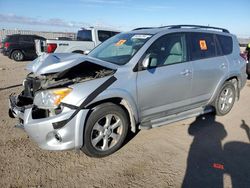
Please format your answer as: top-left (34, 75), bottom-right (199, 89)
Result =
top-left (82, 103), bottom-right (129, 157)
top-left (214, 81), bottom-right (236, 116)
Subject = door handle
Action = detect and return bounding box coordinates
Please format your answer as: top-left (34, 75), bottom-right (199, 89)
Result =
top-left (180, 69), bottom-right (192, 76)
top-left (220, 63), bottom-right (227, 69)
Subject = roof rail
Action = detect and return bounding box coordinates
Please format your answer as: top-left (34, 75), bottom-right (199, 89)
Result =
top-left (133, 25), bottom-right (230, 33)
top-left (133, 27), bottom-right (156, 31)
top-left (162, 25), bottom-right (230, 33)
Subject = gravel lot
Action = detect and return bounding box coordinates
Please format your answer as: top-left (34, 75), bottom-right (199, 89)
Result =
top-left (0, 54), bottom-right (250, 188)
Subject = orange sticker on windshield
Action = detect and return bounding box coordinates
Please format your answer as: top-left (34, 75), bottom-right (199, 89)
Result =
top-left (199, 40), bottom-right (207, 50)
top-left (115, 40), bottom-right (126, 46)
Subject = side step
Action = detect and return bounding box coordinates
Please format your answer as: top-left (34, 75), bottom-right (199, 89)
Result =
top-left (139, 106), bottom-right (213, 130)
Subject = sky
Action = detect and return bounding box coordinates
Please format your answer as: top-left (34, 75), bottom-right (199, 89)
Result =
top-left (0, 0), bottom-right (249, 37)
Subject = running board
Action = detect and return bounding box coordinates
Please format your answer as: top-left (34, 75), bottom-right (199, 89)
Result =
top-left (139, 106), bottom-right (213, 130)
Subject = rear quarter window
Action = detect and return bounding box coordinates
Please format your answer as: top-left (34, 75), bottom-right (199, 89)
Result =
top-left (77, 30), bottom-right (92, 41)
top-left (19, 35), bottom-right (34, 42)
top-left (190, 33), bottom-right (217, 60)
top-left (216, 35), bottom-right (233, 55)
top-left (98, 30), bottom-right (120, 42)
top-left (4, 35), bottom-right (18, 42)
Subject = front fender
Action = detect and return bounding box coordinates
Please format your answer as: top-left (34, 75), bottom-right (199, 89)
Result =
top-left (62, 76), bottom-right (115, 106)
top-left (61, 76), bottom-right (139, 132)
top-left (88, 88), bottom-right (139, 123)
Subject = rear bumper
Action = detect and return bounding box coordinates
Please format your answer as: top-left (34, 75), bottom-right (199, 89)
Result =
top-left (2, 50), bottom-right (9, 56)
top-left (9, 94), bottom-right (89, 151)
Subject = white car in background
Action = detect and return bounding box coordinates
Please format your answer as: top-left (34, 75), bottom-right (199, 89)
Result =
top-left (35, 27), bottom-right (120, 55)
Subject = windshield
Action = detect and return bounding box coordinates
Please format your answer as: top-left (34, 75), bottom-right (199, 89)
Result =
top-left (88, 33), bottom-right (152, 65)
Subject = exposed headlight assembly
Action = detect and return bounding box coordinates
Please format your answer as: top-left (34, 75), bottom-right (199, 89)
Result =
top-left (34, 88), bottom-right (72, 109)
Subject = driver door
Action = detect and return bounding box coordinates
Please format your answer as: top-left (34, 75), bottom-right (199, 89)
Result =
top-left (136, 33), bottom-right (193, 121)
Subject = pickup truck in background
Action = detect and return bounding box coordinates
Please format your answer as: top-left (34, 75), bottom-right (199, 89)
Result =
top-left (35, 27), bottom-right (120, 55)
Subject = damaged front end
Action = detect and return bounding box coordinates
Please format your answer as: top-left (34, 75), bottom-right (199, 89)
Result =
top-left (8, 53), bottom-right (117, 150)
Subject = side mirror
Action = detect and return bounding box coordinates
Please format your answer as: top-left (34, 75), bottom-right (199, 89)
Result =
top-left (142, 54), bottom-right (150, 68)
top-left (142, 53), bottom-right (157, 69)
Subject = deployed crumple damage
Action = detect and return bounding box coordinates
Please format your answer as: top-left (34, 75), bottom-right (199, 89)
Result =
top-left (27, 53), bottom-right (118, 75)
top-left (25, 53), bottom-right (117, 91)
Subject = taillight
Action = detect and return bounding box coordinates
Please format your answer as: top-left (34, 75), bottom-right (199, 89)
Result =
top-left (47, 43), bottom-right (57, 53)
top-left (4, 42), bottom-right (10, 48)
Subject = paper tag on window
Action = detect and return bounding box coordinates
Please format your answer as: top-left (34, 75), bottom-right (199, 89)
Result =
top-left (199, 40), bottom-right (207, 50)
top-left (115, 40), bottom-right (126, 46)
top-left (132, 35), bottom-right (152, 39)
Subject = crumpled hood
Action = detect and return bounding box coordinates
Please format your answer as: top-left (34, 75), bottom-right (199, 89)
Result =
top-left (26, 53), bottom-right (119, 75)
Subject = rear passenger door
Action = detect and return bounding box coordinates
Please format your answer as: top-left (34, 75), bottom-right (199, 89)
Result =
top-left (137, 33), bottom-right (193, 120)
top-left (189, 32), bottom-right (228, 105)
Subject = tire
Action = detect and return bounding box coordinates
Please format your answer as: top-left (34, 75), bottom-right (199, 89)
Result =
top-left (11, 50), bottom-right (24, 61)
top-left (81, 103), bottom-right (129, 157)
top-left (214, 81), bottom-right (236, 116)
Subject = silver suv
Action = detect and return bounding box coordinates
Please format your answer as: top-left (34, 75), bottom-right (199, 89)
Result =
top-left (9, 25), bottom-right (247, 157)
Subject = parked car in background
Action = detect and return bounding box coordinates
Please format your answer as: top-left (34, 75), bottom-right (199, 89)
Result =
top-left (1, 34), bottom-right (46, 61)
top-left (35, 27), bottom-right (120, 55)
top-left (9, 25), bottom-right (247, 157)
top-left (240, 51), bottom-right (250, 76)
top-left (0, 39), bottom-right (4, 53)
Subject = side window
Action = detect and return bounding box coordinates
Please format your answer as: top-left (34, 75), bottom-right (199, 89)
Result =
top-left (190, 33), bottom-right (216, 60)
top-left (77, 30), bottom-right (92, 41)
top-left (20, 35), bottom-right (33, 42)
top-left (29, 36), bottom-right (35, 42)
top-left (19, 36), bottom-right (25, 42)
top-left (145, 33), bottom-right (187, 67)
top-left (98, 30), bottom-right (112, 42)
top-left (217, 35), bottom-right (233, 55)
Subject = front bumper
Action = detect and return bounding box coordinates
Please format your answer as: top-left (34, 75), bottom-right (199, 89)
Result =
top-left (9, 95), bottom-right (89, 151)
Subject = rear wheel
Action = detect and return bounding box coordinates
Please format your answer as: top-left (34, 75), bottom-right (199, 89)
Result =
top-left (82, 103), bottom-right (129, 157)
top-left (11, 50), bottom-right (24, 61)
top-left (214, 81), bottom-right (236, 116)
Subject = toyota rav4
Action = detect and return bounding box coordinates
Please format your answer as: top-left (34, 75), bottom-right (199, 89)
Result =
top-left (9, 25), bottom-right (247, 157)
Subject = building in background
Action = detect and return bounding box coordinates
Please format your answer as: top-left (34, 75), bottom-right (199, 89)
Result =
top-left (0, 29), bottom-right (76, 40)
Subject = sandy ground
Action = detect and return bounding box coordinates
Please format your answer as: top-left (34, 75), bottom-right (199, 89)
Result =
top-left (0, 54), bottom-right (250, 188)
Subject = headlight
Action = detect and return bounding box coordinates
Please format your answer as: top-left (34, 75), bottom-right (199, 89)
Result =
top-left (34, 88), bottom-right (72, 109)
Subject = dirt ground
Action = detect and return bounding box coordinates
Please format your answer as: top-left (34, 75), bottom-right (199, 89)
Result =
top-left (0, 54), bottom-right (250, 188)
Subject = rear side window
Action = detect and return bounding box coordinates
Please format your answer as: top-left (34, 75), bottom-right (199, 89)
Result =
top-left (190, 33), bottom-right (217, 60)
top-left (217, 35), bottom-right (233, 55)
top-left (77, 30), bottom-right (92, 41)
top-left (19, 35), bottom-right (33, 42)
top-left (98, 30), bottom-right (119, 42)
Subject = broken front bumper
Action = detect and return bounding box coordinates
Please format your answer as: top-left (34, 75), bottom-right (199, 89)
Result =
top-left (9, 94), bottom-right (89, 151)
